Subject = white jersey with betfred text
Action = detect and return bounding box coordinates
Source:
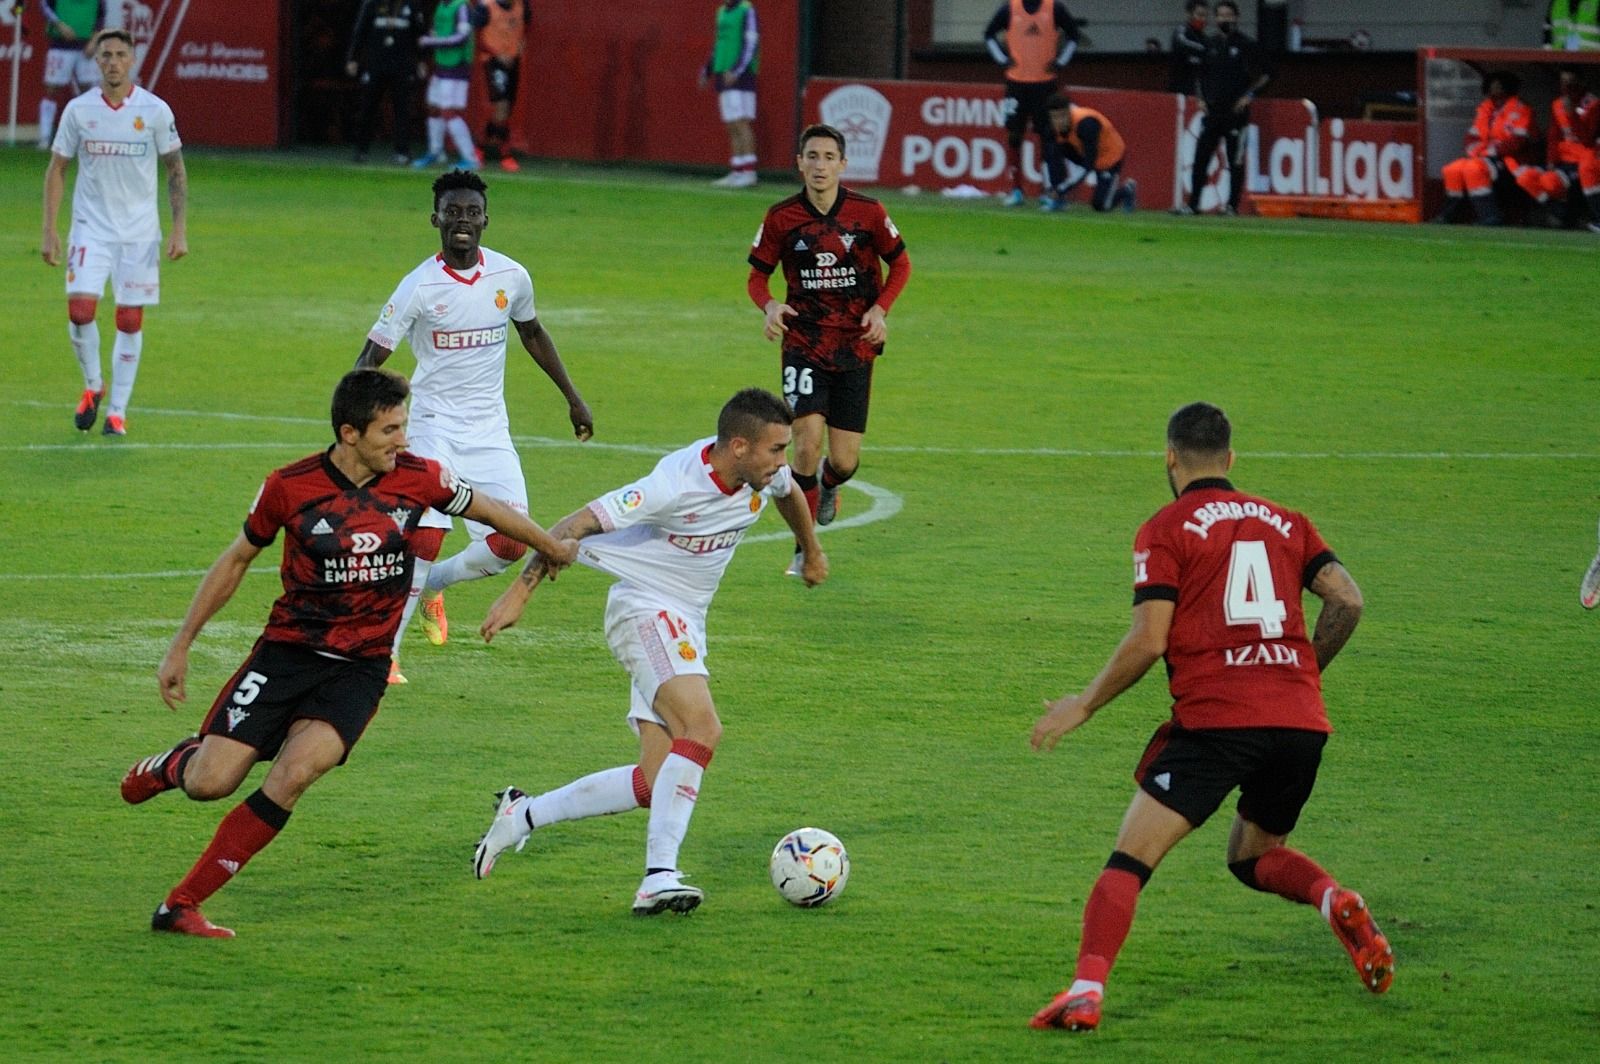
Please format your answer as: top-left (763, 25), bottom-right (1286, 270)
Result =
top-left (366, 247), bottom-right (536, 437)
top-left (579, 437), bottom-right (795, 616)
top-left (51, 86), bottom-right (181, 245)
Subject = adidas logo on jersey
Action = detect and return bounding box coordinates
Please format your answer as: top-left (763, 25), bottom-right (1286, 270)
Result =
top-left (311, 518), bottom-right (334, 535)
top-left (794, 239), bottom-right (808, 250)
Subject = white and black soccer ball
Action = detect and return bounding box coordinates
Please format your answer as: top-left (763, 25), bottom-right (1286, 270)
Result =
top-left (769, 827), bottom-right (849, 907)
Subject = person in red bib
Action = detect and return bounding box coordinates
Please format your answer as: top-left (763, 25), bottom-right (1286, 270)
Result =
top-left (1028, 402), bottom-right (1392, 1033)
top-left (984, 1), bottom-right (1080, 207)
top-left (1436, 71), bottom-right (1538, 226)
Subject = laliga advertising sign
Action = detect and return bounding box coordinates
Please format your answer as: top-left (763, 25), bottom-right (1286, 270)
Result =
top-left (806, 78), bottom-right (1418, 217)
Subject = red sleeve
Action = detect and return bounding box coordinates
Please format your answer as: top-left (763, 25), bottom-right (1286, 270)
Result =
top-left (875, 249), bottom-right (911, 313)
top-left (747, 267), bottom-right (774, 309)
top-left (1132, 516), bottom-right (1180, 604)
top-left (243, 474), bottom-right (287, 547)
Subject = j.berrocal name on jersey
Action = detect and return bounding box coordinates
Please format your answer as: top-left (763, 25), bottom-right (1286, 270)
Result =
top-left (323, 551), bottom-right (407, 583)
top-left (666, 529), bottom-right (744, 554)
top-left (1223, 642), bottom-right (1302, 667)
top-left (798, 266), bottom-right (858, 290)
top-left (1182, 500), bottom-right (1293, 540)
top-left (432, 324), bottom-right (508, 349)
top-left (83, 141), bottom-right (149, 156)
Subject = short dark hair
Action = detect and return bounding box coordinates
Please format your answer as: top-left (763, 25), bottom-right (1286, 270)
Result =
top-left (798, 123), bottom-right (847, 157)
top-left (92, 28), bottom-right (135, 51)
top-left (432, 169), bottom-right (489, 211)
top-left (1167, 402), bottom-right (1231, 460)
top-left (1214, 1), bottom-right (1238, 15)
top-left (1044, 92), bottom-right (1072, 112)
top-left (332, 368), bottom-right (410, 439)
top-left (717, 388), bottom-right (793, 445)
top-left (1483, 70), bottom-right (1520, 97)
top-left (1186, 2), bottom-right (1209, 13)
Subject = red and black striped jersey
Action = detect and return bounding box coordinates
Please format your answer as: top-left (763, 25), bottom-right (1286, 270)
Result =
top-left (1132, 478), bottom-right (1335, 733)
top-left (243, 450), bottom-right (473, 659)
top-left (749, 187), bottom-right (906, 371)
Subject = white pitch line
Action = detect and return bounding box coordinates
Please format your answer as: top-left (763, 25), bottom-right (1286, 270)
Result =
top-left (746, 479), bottom-right (903, 544)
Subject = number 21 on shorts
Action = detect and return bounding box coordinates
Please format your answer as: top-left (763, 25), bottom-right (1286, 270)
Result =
top-left (1224, 540), bottom-right (1287, 638)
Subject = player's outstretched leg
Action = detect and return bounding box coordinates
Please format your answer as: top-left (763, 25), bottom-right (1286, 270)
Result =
top-left (1327, 888), bottom-right (1394, 994)
top-left (121, 736), bottom-right (201, 804)
top-left (473, 786), bottom-right (531, 879)
top-left (1580, 517), bottom-right (1600, 609)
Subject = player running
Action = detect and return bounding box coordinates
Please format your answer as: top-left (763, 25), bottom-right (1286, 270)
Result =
top-left (1028, 402), bottom-right (1391, 1033)
top-left (120, 368), bottom-right (578, 937)
top-left (41, 28), bottom-right (187, 437)
top-left (747, 123), bottom-right (910, 567)
top-left (471, 388), bottom-right (827, 915)
top-left (357, 169), bottom-right (592, 684)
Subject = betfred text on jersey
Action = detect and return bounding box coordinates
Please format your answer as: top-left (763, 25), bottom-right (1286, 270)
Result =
top-left (83, 141), bottom-right (150, 156)
top-left (431, 325), bottom-right (508, 349)
top-left (1182, 500), bottom-right (1293, 541)
top-left (666, 530), bottom-right (744, 554)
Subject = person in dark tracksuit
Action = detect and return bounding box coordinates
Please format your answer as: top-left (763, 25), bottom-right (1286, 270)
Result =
top-left (1167, 2), bottom-right (1208, 95)
top-left (347, 0), bottom-right (427, 164)
top-left (1180, 1), bottom-right (1270, 215)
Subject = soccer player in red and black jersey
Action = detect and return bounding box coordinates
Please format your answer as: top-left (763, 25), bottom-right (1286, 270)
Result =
top-left (119, 368), bottom-right (578, 938)
top-left (748, 123), bottom-right (911, 565)
top-left (1027, 402), bottom-right (1391, 1033)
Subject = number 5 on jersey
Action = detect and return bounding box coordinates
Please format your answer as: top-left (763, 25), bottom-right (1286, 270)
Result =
top-left (1224, 540), bottom-right (1287, 638)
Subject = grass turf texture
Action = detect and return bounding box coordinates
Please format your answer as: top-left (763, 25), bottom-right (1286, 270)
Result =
top-left (2, 148), bottom-right (1597, 1062)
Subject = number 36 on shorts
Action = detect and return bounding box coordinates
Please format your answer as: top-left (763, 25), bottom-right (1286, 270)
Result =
top-left (783, 365), bottom-right (814, 398)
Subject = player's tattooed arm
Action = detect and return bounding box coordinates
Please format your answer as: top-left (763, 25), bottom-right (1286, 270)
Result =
top-left (481, 507), bottom-right (600, 642)
top-left (162, 150), bottom-right (188, 260)
top-left (1308, 561), bottom-right (1364, 671)
top-left (354, 339), bottom-right (393, 369)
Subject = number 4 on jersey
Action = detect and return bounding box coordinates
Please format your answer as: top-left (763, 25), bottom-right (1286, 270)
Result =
top-left (1224, 540), bottom-right (1287, 638)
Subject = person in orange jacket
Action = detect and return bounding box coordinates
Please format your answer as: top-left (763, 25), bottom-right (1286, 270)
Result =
top-left (1042, 94), bottom-right (1137, 212)
top-left (1436, 72), bottom-right (1538, 226)
top-left (1514, 67), bottom-right (1600, 230)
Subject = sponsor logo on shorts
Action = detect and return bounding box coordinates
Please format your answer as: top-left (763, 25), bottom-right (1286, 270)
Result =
top-left (432, 324), bottom-right (507, 349)
top-left (677, 641), bottom-right (698, 662)
top-left (666, 529), bottom-right (743, 554)
top-left (83, 140), bottom-right (149, 156)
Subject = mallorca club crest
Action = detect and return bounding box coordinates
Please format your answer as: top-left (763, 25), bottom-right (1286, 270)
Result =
top-left (748, 494), bottom-right (761, 512)
top-left (819, 83), bottom-right (893, 183)
top-left (494, 289), bottom-right (508, 310)
top-left (677, 641), bottom-right (698, 662)
top-left (132, 115), bottom-right (145, 131)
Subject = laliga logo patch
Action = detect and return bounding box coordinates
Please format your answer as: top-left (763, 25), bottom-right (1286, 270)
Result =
top-left (381, 302), bottom-right (395, 321)
top-left (619, 489), bottom-right (643, 510)
top-left (677, 641), bottom-right (698, 662)
top-left (494, 289), bottom-right (508, 310)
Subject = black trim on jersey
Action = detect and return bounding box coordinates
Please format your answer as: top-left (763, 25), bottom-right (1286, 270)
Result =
top-left (748, 254), bottom-right (776, 274)
top-left (1133, 585), bottom-right (1179, 605)
top-left (1301, 549), bottom-right (1339, 590)
top-left (802, 188), bottom-right (848, 220)
top-left (1179, 476), bottom-right (1234, 495)
top-left (321, 449), bottom-right (358, 491)
top-left (243, 522), bottom-right (276, 548)
top-left (882, 241), bottom-right (907, 262)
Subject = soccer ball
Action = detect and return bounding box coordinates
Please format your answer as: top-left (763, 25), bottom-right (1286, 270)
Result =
top-left (769, 827), bottom-right (850, 907)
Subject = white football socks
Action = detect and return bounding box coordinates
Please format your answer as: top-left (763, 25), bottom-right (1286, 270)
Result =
top-left (447, 116), bottom-right (476, 161)
top-left (524, 765), bottom-right (640, 828)
top-left (427, 117), bottom-right (445, 158)
top-left (425, 540), bottom-right (506, 591)
top-left (108, 329), bottom-right (142, 417)
top-left (69, 320), bottom-right (102, 391)
top-left (645, 751), bottom-right (704, 872)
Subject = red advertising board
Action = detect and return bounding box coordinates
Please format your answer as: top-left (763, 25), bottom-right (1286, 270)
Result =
top-left (803, 77), bottom-right (1420, 219)
top-left (4, 0), bottom-right (280, 147)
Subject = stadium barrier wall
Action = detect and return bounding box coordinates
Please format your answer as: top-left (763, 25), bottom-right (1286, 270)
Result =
top-left (803, 76), bottom-right (1421, 218)
top-left (4, 0), bottom-right (281, 147)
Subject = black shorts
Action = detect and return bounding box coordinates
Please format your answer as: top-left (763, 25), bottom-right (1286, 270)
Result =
top-left (200, 640), bottom-right (389, 763)
top-left (1003, 80), bottom-right (1056, 137)
top-left (1134, 721), bottom-right (1327, 836)
top-left (483, 56), bottom-right (520, 106)
top-left (782, 352), bottom-right (874, 434)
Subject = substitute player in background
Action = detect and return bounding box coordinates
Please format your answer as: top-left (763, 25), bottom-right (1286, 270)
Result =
top-left (357, 170), bottom-right (592, 684)
top-left (700, 0), bottom-right (761, 188)
top-left (472, 388), bottom-right (827, 915)
top-left (1028, 402), bottom-right (1391, 1033)
top-left (412, 0), bottom-right (485, 169)
top-left (41, 28), bottom-right (186, 437)
top-left (476, 0), bottom-right (527, 172)
top-left (36, 1), bottom-right (105, 150)
top-left (984, 0), bottom-right (1078, 207)
top-left (1043, 93), bottom-right (1137, 212)
top-left (748, 123), bottom-right (910, 569)
top-left (119, 368), bottom-right (578, 937)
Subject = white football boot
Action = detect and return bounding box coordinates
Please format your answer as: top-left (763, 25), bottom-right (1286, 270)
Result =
top-left (632, 871), bottom-right (703, 916)
top-left (473, 787), bottom-right (530, 879)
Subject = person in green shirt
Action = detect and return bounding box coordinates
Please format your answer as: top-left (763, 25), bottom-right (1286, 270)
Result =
top-left (412, 0), bottom-right (485, 169)
top-left (37, 0), bottom-right (105, 149)
top-left (699, 1), bottom-right (760, 188)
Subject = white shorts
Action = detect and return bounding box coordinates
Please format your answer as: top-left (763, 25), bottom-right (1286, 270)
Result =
top-left (45, 47), bottom-right (97, 90)
top-left (64, 231), bottom-right (161, 305)
top-left (603, 585), bottom-right (709, 734)
top-left (427, 75), bottom-right (470, 112)
top-left (406, 423), bottom-right (527, 536)
top-left (718, 89), bottom-right (757, 124)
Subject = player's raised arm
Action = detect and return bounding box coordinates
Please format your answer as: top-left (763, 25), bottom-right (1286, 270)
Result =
top-left (513, 317), bottom-right (593, 440)
top-left (157, 534), bottom-right (265, 709)
top-left (1032, 599), bottom-right (1173, 751)
top-left (480, 504), bottom-right (604, 642)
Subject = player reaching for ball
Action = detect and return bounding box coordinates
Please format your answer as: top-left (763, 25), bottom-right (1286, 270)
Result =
top-left (1028, 402), bottom-right (1391, 1033)
top-left (472, 388), bottom-right (826, 915)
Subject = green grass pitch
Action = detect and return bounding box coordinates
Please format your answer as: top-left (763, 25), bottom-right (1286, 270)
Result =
top-left (2, 148), bottom-right (1597, 1062)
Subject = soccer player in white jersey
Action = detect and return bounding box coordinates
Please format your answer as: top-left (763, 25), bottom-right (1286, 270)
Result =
top-left (356, 170), bottom-right (593, 685)
top-left (41, 28), bottom-right (187, 437)
top-left (472, 388), bottom-right (828, 915)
